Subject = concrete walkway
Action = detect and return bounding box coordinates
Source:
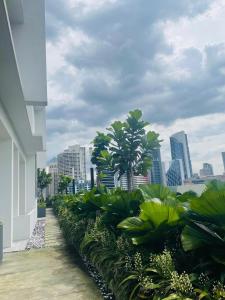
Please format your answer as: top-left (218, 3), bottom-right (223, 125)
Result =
top-left (0, 209), bottom-right (102, 300)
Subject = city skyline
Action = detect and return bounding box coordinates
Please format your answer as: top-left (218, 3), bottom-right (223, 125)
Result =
top-left (46, 0), bottom-right (225, 177)
top-left (48, 129), bottom-right (225, 177)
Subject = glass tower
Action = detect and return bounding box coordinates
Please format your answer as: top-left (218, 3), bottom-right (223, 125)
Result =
top-left (170, 131), bottom-right (193, 179)
top-left (150, 148), bottom-right (165, 185)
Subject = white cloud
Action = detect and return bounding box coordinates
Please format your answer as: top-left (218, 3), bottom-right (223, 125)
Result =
top-left (46, 0), bottom-right (225, 175)
top-left (163, 0), bottom-right (225, 53)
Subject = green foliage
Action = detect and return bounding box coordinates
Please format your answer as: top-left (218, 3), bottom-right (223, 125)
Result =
top-left (118, 200), bottom-right (184, 246)
top-left (91, 132), bottom-right (111, 176)
top-left (53, 184), bottom-right (225, 300)
top-left (38, 200), bottom-right (46, 208)
top-left (100, 189), bottom-right (144, 228)
top-left (37, 168), bottom-right (52, 196)
top-left (181, 189), bottom-right (225, 268)
top-left (92, 109), bottom-right (162, 191)
top-left (139, 184), bottom-right (176, 201)
top-left (58, 175), bottom-right (72, 194)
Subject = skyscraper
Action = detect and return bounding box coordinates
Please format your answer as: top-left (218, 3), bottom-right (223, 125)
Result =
top-left (200, 163), bottom-right (214, 177)
top-left (57, 145), bottom-right (87, 180)
top-left (150, 148), bottom-right (165, 185)
top-left (167, 159), bottom-right (185, 186)
top-left (222, 152), bottom-right (225, 173)
top-left (170, 131), bottom-right (193, 179)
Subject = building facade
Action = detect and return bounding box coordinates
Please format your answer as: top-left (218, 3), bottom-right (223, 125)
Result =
top-left (47, 162), bottom-right (58, 196)
top-left (57, 145), bottom-right (87, 180)
top-left (199, 163), bottom-right (214, 177)
top-left (170, 131), bottom-right (193, 179)
top-left (222, 152), bottom-right (225, 173)
top-left (0, 0), bottom-right (47, 249)
top-left (100, 170), bottom-right (116, 189)
top-left (150, 148), bottom-right (165, 185)
top-left (119, 174), bottom-right (149, 190)
top-left (167, 159), bottom-right (185, 186)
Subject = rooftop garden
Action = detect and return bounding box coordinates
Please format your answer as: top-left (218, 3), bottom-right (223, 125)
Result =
top-left (51, 110), bottom-right (225, 299)
top-left (52, 181), bottom-right (225, 299)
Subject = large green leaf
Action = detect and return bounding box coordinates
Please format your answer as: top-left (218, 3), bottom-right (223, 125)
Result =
top-left (190, 190), bottom-right (225, 226)
top-left (139, 184), bottom-right (176, 202)
top-left (181, 190), bottom-right (225, 266)
top-left (139, 201), bottom-right (183, 227)
top-left (118, 200), bottom-right (184, 245)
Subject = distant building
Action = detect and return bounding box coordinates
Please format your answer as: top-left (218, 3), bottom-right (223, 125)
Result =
top-left (184, 174), bottom-right (225, 185)
top-left (120, 174), bottom-right (149, 190)
top-left (47, 162), bottom-right (58, 196)
top-left (167, 159), bottom-right (185, 186)
top-left (57, 145), bottom-right (87, 180)
top-left (222, 152), bottom-right (225, 173)
top-left (100, 170), bottom-right (116, 189)
top-left (67, 180), bottom-right (91, 194)
top-left (150, 148), bottom-right (165, 185)
top-left (86, 147), bottom-right (94, 180)
top-left (170, 131), bottom-right (193, 179)
top-left (199, 163), bottom-right (214, 177)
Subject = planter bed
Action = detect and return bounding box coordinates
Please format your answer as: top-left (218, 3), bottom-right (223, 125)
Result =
top-left (52, 185), bottom-right (225, 300)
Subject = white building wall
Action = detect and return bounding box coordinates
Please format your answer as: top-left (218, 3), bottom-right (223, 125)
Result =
top-left (0, 138), bottom-right (13, 248)
top-left (10, 0), bottom-right (47, 105)
top-left (0, 0), bottom-right (47, 250)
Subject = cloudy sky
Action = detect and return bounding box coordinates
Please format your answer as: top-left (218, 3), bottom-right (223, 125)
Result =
top-left (46, 0), bottom-right (225, 175)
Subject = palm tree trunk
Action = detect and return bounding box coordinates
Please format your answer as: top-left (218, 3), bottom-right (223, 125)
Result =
top-left (127, 169), bottom-right (133, 192)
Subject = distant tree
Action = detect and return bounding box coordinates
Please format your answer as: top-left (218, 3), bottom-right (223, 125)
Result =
top-left (92, 109), bottom-right (162, 192)
top-left (58, 175), bottom-right (72, 194)
top-left (37, 168), bottom-right (52, 199)
top-left (91, 132), bottom-right (111, 186)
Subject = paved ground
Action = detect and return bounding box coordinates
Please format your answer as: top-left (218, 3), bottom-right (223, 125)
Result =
top-left (0, 209), bottom-right (102, 300)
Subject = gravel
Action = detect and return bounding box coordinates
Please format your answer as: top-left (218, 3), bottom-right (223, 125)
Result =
top-left (26, 219), bottom-right (45, 250)
top-left (82, 256), bottom-right (115, 300)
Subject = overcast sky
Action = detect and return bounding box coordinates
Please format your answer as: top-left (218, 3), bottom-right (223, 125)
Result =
top-left (46, 0), bottom-right (225, 175)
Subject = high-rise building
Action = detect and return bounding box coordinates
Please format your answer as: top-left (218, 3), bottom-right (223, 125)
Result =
top-left (119, 174), bottom-right (149, 190)
top-left (0, 0), bottom-right (47, 249)
top-left (47, 162), bottom-right (59, 196)
top-left (150, 148), bottom-right (165, 185)
top-left (57, 145), bottom-right (87, 180)
top-left (100, 170), bottom-right (116, 189)
top-left (199, 163), bottom-right (214, 177)
top-left (167, 159), bottom-right (185, 186)
top-left (222, 152), bottom-right (225, 173)
top-left (170, 131), bottom-right (193, 179)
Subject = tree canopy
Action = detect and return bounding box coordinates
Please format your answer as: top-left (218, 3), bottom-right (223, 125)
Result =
top-left (91, 109), bottom-right (162, 191)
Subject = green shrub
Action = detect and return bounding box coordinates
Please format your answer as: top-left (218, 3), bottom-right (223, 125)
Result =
top-left (53, 184), bottom-right (225, 300)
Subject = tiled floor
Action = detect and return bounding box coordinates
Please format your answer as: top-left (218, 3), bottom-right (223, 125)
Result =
top-left (0, 209), bottom-right (102, 300)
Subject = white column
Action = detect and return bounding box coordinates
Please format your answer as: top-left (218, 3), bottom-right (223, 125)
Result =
top-left (13, 145), bottom-right (19, 217)
top-left (26, 155), bottom-right (36, 212)
top-left (0, 138), bottom-right (13, 248)
top-left (19, 156), bottom-right (26, 215)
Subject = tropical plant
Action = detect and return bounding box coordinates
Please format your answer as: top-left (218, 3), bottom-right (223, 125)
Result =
top-left (58, 175), bottom-right (72, 194)
top-left (181, 189), bottom-right (225, 270)
top-left (53, 185), bottom-right (225, 300)
top-left (139, 184), bottom-right (176, 201)
top-left (206, 179), bottom-right (225, 192)
top-left (91, 132), bottom-right (111, 186)
top-left (118, 200), bottom-right (184, 247)
top-left (100, 189), bottom-right (144, 228)
top-left (92, 109), bottom-right (161, 191)
top-left (37, 168), bottom-right (52, 198)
